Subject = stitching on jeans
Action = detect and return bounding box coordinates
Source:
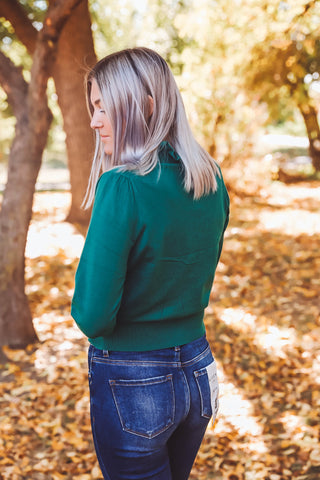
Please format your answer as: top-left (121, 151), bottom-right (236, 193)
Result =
top-left (109, 374), bottom-right (172, 386)
top-left (109, 375), bottom-right (175, 439)
top-left (180, 345), bottom-right (211, 368)
top-left (91, 345), bottom-right (211, 369)
top-left (92, 357), bottom-right (181, 367)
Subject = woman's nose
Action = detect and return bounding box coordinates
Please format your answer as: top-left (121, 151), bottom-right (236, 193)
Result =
top-left (90, 114), bottom-right (103, 130)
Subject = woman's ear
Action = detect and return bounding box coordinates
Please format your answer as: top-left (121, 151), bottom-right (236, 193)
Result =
top-left (148, 95), bottom-right (154, 116)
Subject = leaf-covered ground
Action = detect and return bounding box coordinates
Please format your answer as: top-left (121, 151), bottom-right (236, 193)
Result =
top-left (0, 159), bottom-right (319, 480)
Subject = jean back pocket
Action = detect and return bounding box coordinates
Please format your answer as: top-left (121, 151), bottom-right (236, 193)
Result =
top-left (194, 361), bottom-right (219, 420)
top-left (109, 374), bottom-right (175, 439)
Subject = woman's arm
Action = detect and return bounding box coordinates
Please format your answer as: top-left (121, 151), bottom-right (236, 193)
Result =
top-left (71, 170), bottom-right (136, 338)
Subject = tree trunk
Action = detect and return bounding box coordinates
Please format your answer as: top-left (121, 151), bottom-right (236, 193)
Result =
top-left (0, 0), bottom-right (97, 227)
top-left (298, 102), bottom-right (320, 171)
top-left (53, 0), bottom-right (96, 225)
top-left (0, 0), bottom-right (83, 348)
top-left (208, 113), bottom-right (224, 159)
top-left (0, 85), bottom-right (52, 347)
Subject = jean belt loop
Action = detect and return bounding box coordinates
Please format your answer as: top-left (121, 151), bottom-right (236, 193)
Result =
top-left (102, 350), bottom-right (109, 357)
top-left (174, 345), bottom-right (180, 363)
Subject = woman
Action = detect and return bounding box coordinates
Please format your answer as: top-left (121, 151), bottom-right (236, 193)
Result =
top-left (71, 47), bottom-right (229, 480)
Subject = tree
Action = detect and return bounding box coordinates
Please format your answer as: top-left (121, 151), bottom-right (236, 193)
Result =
top-left (0, 0), bottom-right (83, 348)
top-left (245, 1), bottom-right (320, 170)
top-left (157, 0), bottom-right (320, 166)
top-left (0, 0), bottom-right (97, 225)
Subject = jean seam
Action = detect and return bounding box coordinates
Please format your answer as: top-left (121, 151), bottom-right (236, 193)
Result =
top-left (92, 357), bottom-right (181, 367)
top-left (180, 345), bottom-right (212, 368)
top-left (90, 397), bottom-right (112, 480)
top-left (88, 348), bottom-right (94, 386)
top-left (91, 345), bottom-right (211, 369)
top-left (181, 368), bottom-right (191, 420)
top-left (194, 372), bottom-right (211, 419)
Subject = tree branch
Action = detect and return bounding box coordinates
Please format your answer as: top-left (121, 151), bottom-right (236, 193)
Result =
top-left (0, 0), bottom-right (37, 54)
top-left (43, 0), bottom-right (84, 34)
top-left (29, 0), bottom-right (83, 88)
top-left (0, 50), bottom-right (28, 120)
top-left (0, 0), bottom-right (84, 125)
top-left (28, 0), bottom-right (84, 129)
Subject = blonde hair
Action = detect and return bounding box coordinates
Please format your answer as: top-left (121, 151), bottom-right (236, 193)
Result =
top-left (83, 47), bottom-right (220, 208)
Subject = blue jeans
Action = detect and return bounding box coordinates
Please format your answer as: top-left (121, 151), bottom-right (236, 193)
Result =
top-left (88, 335), bottom-right (219, 480)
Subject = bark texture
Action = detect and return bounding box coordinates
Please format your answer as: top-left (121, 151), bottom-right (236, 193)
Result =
top-left (53, 0), bottom-right (96, 225)
top-left (0, 52), bottom-right (39, 347)
top-left (0, 0), bottom-right (83, 348)
top-left (299, 103), bottom-right (320, 171)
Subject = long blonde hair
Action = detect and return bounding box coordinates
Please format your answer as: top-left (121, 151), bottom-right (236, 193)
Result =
top-left (83, 47), bottom-right (220, 208)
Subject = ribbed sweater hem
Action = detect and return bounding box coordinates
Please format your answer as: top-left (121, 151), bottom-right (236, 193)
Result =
top-left (87, 314), bottom-right (206, 352)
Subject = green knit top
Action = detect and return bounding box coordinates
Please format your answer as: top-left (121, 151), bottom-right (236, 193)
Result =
top-left (71, 142), bottom-right (229, 351)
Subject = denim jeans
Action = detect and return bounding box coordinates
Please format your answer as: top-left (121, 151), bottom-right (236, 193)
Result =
top-left (88, 335), bottom-right (219, 480)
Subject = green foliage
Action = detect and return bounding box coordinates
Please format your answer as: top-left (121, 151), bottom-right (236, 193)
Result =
top-left (0, 19), bottom-right (31, 71)
top-left (0, 0), bottom-right (46, 67)
top-left (89, 0), bottom-right (140, 57)
top-left (138, 0), bottom-right (194, 75)
top-left (16, 0), bottom-right (46, 22)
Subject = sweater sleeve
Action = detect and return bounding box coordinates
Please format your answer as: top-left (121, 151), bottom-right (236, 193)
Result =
top-left (216, 176), bottom-right (230, 264)
top-left (71, 170), bottom-right (136, 339)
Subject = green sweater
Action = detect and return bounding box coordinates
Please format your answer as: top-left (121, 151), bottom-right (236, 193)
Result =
top-left (71, 142), bottom-right (229, 351)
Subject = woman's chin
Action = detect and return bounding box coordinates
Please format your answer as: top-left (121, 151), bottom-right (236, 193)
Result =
top-left (103, 146), bottom-right (113, 155)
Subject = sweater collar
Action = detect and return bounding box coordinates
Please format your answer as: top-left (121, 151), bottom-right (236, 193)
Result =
top-left (158, 141), bottom-right (181, 164)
